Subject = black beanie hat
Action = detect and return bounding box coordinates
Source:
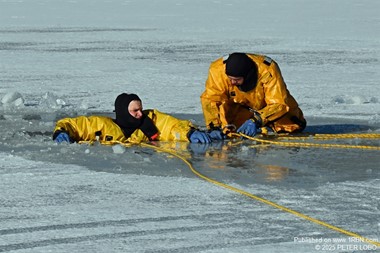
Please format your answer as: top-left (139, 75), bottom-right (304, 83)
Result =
top-left (114, 93), bottom-right (158, 140)
top-left (225, 52), bottom-right (255, 78)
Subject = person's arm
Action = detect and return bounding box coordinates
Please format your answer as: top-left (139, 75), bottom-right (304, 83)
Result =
top-left (256, 61), bottom-right (291, 126)
top-left (150, 109), bottom-right (195, 141)
top-left (127, 110), bottom-right (213, 143)
top-left (53, 116), bottom-right (95, 143)
top-left (200, 60), bottom-right (230, 129)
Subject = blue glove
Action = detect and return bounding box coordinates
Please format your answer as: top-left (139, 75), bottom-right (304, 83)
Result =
top-left (208, 129), bottom-right (225, 141)
top-left (54, 132), bottom-right (71, 143)
top-left (189, 130), bottom-right (211, 143)
top-left (237, 119), bottom-right (258, 137)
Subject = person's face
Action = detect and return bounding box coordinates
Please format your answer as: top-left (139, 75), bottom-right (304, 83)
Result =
top-left (128, 100), bottom-right (143, 119)
top-left (227, 75), bottom-right (244, 86)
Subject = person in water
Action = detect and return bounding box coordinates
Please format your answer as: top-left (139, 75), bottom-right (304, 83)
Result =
top-left (53, 93), bottom-right (221, 144)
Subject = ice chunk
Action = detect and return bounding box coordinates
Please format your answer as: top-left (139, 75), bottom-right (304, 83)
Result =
top-left (39, 92), bottom-right (67, 109)
top-left (1, 91), bottom-right (24, 106)
top-left (112, 144), bottom-right (126, 154)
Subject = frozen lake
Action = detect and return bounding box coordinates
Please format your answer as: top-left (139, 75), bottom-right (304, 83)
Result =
top-left (0, 0), bottom-right (379, 252)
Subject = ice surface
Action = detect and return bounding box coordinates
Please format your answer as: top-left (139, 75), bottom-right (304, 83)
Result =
top-left (0, 0), bottom-right (379, 252)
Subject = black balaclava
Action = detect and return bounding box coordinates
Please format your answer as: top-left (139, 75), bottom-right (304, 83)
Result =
top-left (224, 52), bottom-right (258, 92)
top-left (114, 93), bottom-right (158, 140)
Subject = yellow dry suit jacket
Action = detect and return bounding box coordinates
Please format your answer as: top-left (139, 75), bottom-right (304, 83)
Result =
top-left (200, 53), bottom-right (306, 133)
top-left (54, 109), bottom-right (194, 144)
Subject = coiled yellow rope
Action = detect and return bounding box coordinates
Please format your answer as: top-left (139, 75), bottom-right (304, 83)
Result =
top-left (137, 142), bottom-right (380, 247)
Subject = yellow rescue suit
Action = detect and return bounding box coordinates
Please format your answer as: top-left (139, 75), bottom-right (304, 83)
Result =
top-left (200, 53), bottom-right (306, 133)
top-left (54, 109), bottom-right (194, 144)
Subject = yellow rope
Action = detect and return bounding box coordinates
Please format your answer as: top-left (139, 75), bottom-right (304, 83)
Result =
top-left (277, 133), bottom-right (380, 140)
top-left (231, 133), bottom-right (380, 150)
top-left (133, 142), bottom-right (380, 247)
top-left (83, 133), bottom-right (379, 246)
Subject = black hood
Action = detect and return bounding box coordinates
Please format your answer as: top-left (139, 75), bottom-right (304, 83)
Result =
top-left (225, 52), bottom-right (258, 92)
top-left (114, 93), bottom-right (158, 139)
